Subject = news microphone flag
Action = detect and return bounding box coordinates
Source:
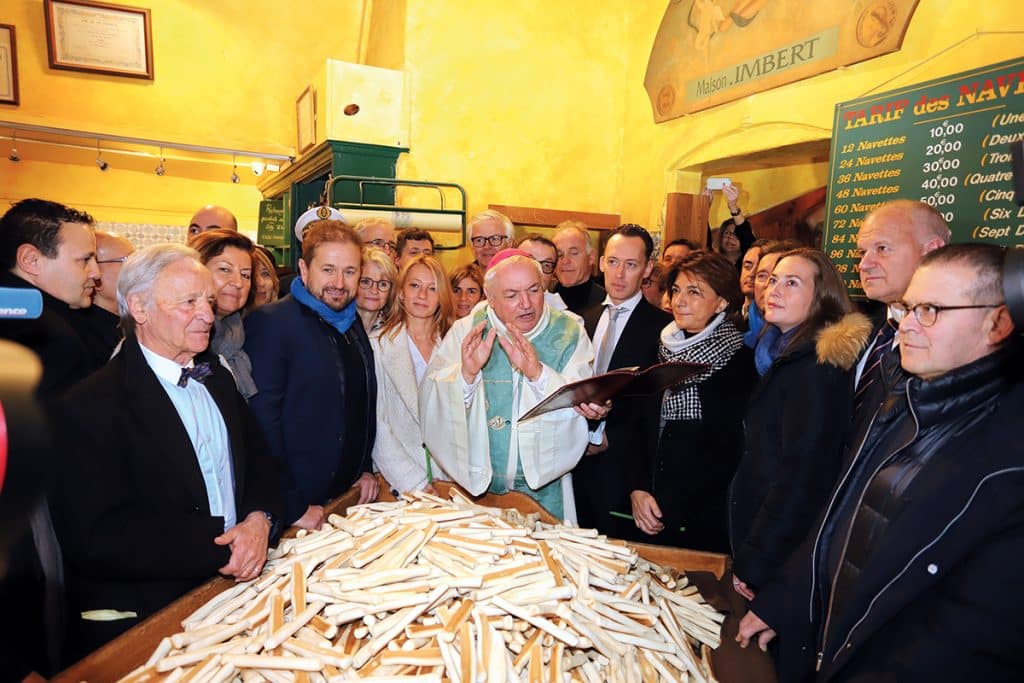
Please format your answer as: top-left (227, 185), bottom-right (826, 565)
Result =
top-left (0, 288), bottom-right (43, 319)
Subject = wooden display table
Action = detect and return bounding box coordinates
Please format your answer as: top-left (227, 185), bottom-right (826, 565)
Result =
top-left (55, 480), bottom-right (774, 682)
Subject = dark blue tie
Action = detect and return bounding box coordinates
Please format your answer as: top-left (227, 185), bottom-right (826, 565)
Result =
top-left (178, 362), bottom-right (213, 388)
top-left (853, 320), bottom-right (897, 416)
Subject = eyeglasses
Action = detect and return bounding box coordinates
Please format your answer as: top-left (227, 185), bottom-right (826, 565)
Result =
top-left (754, 272), bottom-right (771, 283)
top-left (366, 239), bottom-right (397, 253)
top-left (534, 259), bottom-right (556, 274)
top-left (891, 300), bottom-right (1004, 327)
top-left (358, 277), bottom-right (392, 292)
top-left (97, 255), bottom-right (129, 264)
top-left (470, 235), bottom-right (508, 248)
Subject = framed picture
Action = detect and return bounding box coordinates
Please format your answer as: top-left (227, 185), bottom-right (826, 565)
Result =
top-left (296, 85), bottom-right (316, 154)
top-left (0, 25), bottom-right (18, 105)
top-left (44, 0), bottom-right (153, 80)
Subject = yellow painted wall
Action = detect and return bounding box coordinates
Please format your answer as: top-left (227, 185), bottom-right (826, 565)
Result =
top-left (3, 0), bottom-right (1022, 255)
top-left (707, 163), bottom-right (830, 227)
top-left (0, 0), bottom-right (366, 233)
top-left (618, 3), bottom-right (1024, 233)
top-left (364, 0), bottom-right (405, 71)
top-left (391, 0), bottom-right (630, 269)
top-left (2, 159), bottom-right (262, 235)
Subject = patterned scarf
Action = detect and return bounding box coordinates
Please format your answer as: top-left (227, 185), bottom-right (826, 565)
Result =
top-left (290, 276), bottom-right (357, 335)
top-left (210, 312), bottom-right (257, 399)
top-left (659, 312), bottom-right (744, 421)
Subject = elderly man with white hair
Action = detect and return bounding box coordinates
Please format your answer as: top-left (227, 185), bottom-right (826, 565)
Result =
top-left (420, 248), bottom-right (608, 522)
top-left (468, 209), bottom-right (514, 269)
top-left (51, 243), bottom-right (282, 662)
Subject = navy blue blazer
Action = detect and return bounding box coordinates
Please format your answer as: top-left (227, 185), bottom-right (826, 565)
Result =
top-left (244, 295), bottom-right (377, 524)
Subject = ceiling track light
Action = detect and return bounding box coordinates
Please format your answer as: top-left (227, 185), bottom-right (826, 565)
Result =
top-left (95, 139), bottom-right (108, 171)
top-left (230, 154), bottom-right (240, 184)
top-left (8, 129), bottom-right (18, 162)
top-left (155, 146), bottom-right (165, 176)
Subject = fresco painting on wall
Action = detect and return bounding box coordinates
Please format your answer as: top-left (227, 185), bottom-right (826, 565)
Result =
top-left (645, 0), bottom-right (920, 121)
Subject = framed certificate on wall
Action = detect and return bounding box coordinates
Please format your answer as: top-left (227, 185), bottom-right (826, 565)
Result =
top-left (44, 0), bottom-right (154, 80)
top-left (0, 24), bottom-right (18, 105)
top-left (296, 86), bottom-right (316, 154)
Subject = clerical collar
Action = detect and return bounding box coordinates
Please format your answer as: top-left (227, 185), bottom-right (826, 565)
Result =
top-left (138, 342), bottom-right (197, 386)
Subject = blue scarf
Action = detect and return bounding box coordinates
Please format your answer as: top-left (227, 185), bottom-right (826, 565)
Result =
top-left (754, 324), bottom-right (799, 376)
top-left (290, 276), bottom-right (357, 335)
top-left (744, 300), bottom-right (764, 348)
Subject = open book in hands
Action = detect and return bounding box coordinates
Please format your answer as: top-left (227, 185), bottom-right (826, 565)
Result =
top-left (517, 361), bottom-right (709, 422)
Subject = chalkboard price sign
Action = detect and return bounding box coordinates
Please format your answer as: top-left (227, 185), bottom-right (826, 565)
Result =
top-left (257, 199), bottom-right (287, 247)
top-left (824, 56), bottom-right (1024, 294)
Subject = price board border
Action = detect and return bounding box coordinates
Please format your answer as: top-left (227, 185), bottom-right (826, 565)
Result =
top-left (824, 55), bottom-right (1024, 296)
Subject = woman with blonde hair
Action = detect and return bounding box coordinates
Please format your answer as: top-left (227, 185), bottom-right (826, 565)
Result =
top-left (356, 246), bottom-right (398, 332)
top-left (370, 255), bottom-right (454, 493)
top-left (250, 246), bottom-right (280, 308)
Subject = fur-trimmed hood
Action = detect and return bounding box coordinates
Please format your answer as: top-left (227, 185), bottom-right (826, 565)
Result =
top-left (815, 312), bottom-right (873, 370)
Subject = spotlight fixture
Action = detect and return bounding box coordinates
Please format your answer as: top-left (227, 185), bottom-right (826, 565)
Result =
top-left (95, 139), bottom-right (108, 171)
top-left (155, 147), bottom-right (165, 176)
top-left (8, 131), bottom-right (18, 162)
top-left (230, 154), bottom-right (240, 183)
top-left (250, 160), bottom-right (265, 176)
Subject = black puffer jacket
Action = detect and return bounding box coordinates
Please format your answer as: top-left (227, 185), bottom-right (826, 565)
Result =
top-left (730, 313), bottom-right (871, 590)
top-left (753, 344), bottom-right (1024, 682)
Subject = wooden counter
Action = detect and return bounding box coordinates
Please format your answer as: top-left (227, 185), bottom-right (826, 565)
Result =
top-left (56, 481), bottom-right (775, 683)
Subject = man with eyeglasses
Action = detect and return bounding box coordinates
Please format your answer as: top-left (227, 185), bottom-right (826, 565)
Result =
top-left (355, 217), bottom-right (398, 262)
top-left (514, 233), bottom-right (577, 318)
top-left (76, 230), bottom-right (134, 365)
top-left (739, 243), bottom-right (1024, 682)
top-left (575, 225), bottom-right (671, 537)
top-left (467, 210), bottom-right (513, 269)
top-left (553, 220), bottom-right (606, 315)
top-left (245, 220), bottom-right (379, 533)
top-left (851, 200), bottom-right (950, 423)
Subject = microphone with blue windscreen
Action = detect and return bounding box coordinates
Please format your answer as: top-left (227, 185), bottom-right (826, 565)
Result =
top-left (0, 288), bottom-right (43, 319)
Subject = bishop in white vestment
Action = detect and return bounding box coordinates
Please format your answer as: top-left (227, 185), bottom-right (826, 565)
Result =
top-left (419, 250), bottom-right (603, 522)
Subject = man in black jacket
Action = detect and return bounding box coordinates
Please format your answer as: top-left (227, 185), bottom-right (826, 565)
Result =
top-left (245, 220), bottom-right (379, 532)
top-left (0, 198), bottom-right (101, 679)
top-left (52, 244), bottom-right (282, 663)
top-left (553, 221), bottom-right (606, 315)
top-left (738, 243), bottom-right (1023, 682)
top-left (0, 198), bottom-right (102, 400)
top-left (575, 225), bottom-right (670, 537)
top-left (851, 200), bottom-right (949, 425)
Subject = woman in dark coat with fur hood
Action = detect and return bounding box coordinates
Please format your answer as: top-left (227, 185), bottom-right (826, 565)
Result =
top-left (730, 248), bottom-right (871, 600)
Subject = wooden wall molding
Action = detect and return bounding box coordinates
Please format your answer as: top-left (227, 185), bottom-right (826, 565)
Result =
top-left (488, 204), bottom-right (621, 230)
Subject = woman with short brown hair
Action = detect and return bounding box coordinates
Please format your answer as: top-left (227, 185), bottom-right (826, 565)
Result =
top-left (189, 228), bottom-right (258, 398)
top-left (630, 251), bottom-right (758, 551)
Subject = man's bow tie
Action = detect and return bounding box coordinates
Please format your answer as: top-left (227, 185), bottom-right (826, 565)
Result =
top-left (178, 362), bottom-right (213, 387)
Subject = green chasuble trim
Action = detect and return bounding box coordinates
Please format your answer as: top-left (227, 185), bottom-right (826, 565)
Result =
top-left (472, 306), bottom-right (581, 519)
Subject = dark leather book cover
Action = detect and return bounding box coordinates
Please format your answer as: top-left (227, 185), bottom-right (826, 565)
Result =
top-left (517, 361), bottom-right (708, 422)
